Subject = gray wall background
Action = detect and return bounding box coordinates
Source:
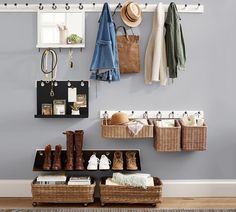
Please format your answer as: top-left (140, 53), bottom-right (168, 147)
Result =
top-left (0, 0), bottom-right (235, 180)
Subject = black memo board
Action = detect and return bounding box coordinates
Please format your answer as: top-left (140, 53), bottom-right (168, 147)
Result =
top-left (35, 80), bottom-right (89, 118)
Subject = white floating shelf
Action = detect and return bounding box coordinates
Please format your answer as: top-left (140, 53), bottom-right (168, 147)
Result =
top-left (36, 43), bottom-right (85, 49)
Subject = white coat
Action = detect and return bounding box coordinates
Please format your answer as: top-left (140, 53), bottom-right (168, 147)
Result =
top-left (145, 3), bottom-right (168, 85)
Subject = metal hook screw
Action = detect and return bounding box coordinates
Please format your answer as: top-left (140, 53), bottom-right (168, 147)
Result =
top-left (92, 3), bottom-right (95, 7)
top-left (81, 80), bottom-right (85, 87)
top-left (39, 3), bottom-right (43, 10)
top-left (4, 3), bottom-right (7, 6)
top-left (145, 3), bottom-right (148, 8)
top-left (25, 3), bottom-right (28, 6)
top-left (14, 3), bottom-right (17, 7)
top-left (79, 3), bottom-right (83, 10)
top-left (52, 3), bottom-right (57, 10)
top-left (67, 80), bottom-right (71, 87)
top-left (65, 3), bottom-right (70, 10)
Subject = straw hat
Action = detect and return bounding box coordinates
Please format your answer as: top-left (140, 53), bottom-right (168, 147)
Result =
top-left (120, 1), bottom-right (143, 27)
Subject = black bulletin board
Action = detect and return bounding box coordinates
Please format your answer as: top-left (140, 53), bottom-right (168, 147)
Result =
top-left (35, 80), bottom-right (89, 118)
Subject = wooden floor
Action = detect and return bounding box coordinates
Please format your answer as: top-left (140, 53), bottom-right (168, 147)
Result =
top-left (0, 198), bottom-right (236, 209)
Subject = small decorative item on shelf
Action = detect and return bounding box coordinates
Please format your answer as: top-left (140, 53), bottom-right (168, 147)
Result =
top-left (58, 25), bottom-right (68, 44)
top-left (67, 34), bottom-right (83, 44)
top-left (41, 104), bottom-right (52, 115)
top-left (70, 102), bottom-right (80, 115)
top-left (53, 100), bottom-right (66, 115)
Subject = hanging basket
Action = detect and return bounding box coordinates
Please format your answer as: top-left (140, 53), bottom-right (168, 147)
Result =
top-left (101, 119), bottom-right (153, 139)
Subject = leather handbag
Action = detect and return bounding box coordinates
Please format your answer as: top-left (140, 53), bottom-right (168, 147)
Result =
top-left (116, 26), bottom-right (140, 74)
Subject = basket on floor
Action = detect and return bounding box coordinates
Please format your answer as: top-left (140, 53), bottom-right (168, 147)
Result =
top-left (101, 119), bottom-right (153, 139)
top-left (180, 120), bottom-right (207, 151)
top-left (153, 119), bottom-right (181, 152)
top-left (31, 177), bottom-right (96, 206)
top-left (99, 176), bottom-right (163, 206)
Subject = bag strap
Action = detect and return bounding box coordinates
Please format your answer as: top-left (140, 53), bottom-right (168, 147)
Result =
top-left (116, 26), bottom-right (129, 40)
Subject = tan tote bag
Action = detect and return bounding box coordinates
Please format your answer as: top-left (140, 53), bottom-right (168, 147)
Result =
top-left (116, 26), bottom-right (140, 74)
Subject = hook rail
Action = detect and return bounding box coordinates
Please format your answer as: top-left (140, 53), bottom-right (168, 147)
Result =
top-left (0, 3), bottom-right (204, 13)
top-left (100, 110), bottom-right (204, 119)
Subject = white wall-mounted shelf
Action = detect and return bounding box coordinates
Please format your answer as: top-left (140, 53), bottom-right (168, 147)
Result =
top-left (36, 44), bottom-right (85, 49)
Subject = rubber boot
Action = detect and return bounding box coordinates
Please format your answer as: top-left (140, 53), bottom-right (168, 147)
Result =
top-left (43, 144), bottom-right (52, 170)
top-left (63, 131), bottom-right (74, 170)
top-left (74, 130), bottom-right (84, 170)
top-left (52, 144), bottom-right (62, 170)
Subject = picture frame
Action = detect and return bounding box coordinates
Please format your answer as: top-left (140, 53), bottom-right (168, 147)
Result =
top-left (53, 100), bottom-right (66, 115)
top-left (41, 104), bottom-right (52, 115)
top-left (77, 94), bottom-right (87, 108)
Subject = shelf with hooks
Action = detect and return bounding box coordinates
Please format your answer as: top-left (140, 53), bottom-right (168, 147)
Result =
top-left (100, 110), bottom-right (204, 119)
top-left (0, 3), bottom-right (204, 13)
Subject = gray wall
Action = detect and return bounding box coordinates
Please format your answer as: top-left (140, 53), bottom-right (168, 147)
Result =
top-left (0, 0), bottom-right (235, 180)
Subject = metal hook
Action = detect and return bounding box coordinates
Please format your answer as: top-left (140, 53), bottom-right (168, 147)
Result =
top-left (169, 111), bottom-right (174, 119)
top-left (183, 111), bottom-right (188, 117)
top-left (39, 3), bottom-right (43, 10)
top-left (4, 3), bottom-right (7, 7)
top-left (183, 4), bottom-right (187, 9)
top-left (81, 80), bottom-right (85, 87)
top-left (144, 3), bottom-right (148, 9)
top-left (40, 80), bottom-right (45, 87)
top-left (52, 3), bottom-right (57, 10)
top-left (79, 3), bottom-right (83, 10)
top-left (143, 111), bottom-right (148, 119)
top-left (25, 3), bottom-right (29, 7)
top-left (67, 80), bottom-right (71, 87)
top-left (156, 111), bottom-right (162, 119)
top-left (92, 3), bottom-right (95, 7)
top-left (65, 3), bottom-right (70, 10)
top-left (103, 111), bottom-right (108, 119)
top-left (196, 3), bottom-right (201, 9)
top-left (14, 3), bottom-right (17, 7)
top-left (54, 80), bottom-right (58, 87)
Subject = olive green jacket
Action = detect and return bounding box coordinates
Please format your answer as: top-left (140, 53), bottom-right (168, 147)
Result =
top-left (165, 2), bottom-right (186, 79)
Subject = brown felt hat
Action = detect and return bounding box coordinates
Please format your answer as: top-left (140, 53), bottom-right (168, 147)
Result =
top-left (120, 1), bottom-right (143, 28)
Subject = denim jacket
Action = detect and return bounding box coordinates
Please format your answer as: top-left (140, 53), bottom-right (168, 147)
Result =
top-left (90, 3), bottom-right (120, 82)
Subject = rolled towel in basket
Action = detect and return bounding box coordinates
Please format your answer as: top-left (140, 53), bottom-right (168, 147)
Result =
top-left (111, 172), bottom-right (153, 189)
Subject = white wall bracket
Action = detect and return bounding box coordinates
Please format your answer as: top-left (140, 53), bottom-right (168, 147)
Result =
top-left (0, 3), bottom-right (204, 13)
top-left (100, 110), bottom-right (204, 119)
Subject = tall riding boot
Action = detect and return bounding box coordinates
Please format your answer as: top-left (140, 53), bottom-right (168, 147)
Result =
top-left (75, 130), bottom-right (84, 170)
top-left (52, 144), bottom-right (62, 170)
top-left (63, 131), bottom-right (74, 170)
top-left (43, 144), bottom-right (52, 170)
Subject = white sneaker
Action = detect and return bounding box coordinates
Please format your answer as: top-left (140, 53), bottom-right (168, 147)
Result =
top-left (87, 154), bottom-right (99, 170)
top-left (99, 154), bottom-right (111, 170)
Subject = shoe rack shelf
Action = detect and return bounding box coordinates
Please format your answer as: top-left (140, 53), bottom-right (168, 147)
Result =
top-left (35, 80), bottom-right (89, 118)
top-left (33, 149), bottom-right (141, 172)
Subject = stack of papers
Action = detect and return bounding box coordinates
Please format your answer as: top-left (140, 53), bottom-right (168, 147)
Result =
top-left (36, 175), bottom-right (67, 185)
top-left (68, 176), bottom-right (91, 185)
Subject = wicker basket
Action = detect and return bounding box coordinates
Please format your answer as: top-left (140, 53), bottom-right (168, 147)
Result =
top-left (99, 177), bottom-right (162, 206)
top-left (180, 120), bottom-right (207, 151)
top-left (101, 119), bottom-right (153, 139)
top-left (31, 177), bottom-right (96, 206)
top-left (153, 119), bottom-right (181, 152)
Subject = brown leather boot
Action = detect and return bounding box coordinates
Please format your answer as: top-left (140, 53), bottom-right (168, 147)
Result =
top-left (43, 144), bottom-right (52, 170)
top-left (74, 130), bottom-right (84, 170)
top-left (112, 151), bottom-right (123, 170)
top-left (126, 151), bottom-right (138, 170)
top-left (52, 144), bottom-right (62, 170)
top-left (63, 131), bottom-right (74, 170)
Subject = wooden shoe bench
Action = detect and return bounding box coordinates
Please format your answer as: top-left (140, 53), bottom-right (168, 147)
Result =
top-left (31, 149), bottom-right (163, 207)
